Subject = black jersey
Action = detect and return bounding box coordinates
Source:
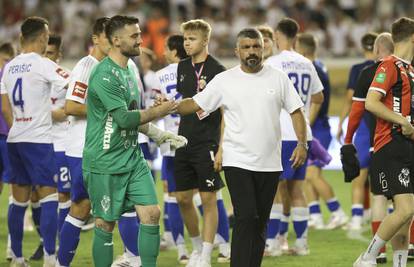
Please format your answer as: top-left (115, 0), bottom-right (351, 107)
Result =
top-left (176, 55), bottom-right (226, 148)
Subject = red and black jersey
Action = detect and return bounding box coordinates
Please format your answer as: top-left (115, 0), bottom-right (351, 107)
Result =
top-left (369, 55), bottom-right (414, 152)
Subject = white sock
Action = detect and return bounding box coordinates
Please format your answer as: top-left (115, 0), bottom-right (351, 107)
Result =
top-left (393, 250), bottom-right (408, 267)
top-left (200, 242), bottom-right (214, 263)
top-left (177, 244), bottom-right (188, 257)
top-left (219, 242), bottom-right (230, 256)
top-left (363, 234), bottom-right (386, 262)
top-left (190, 236), bottom-right (203, 252)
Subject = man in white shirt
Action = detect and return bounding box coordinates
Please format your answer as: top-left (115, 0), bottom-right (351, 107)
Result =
top-left (173, 28), bottom-right (307, 267)
top-left (266, 18), bottom-right (324, 255)
top-left (0, 17), bottom-right (69, 267)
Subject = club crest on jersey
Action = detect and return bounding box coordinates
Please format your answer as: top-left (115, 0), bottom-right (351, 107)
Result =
top-left (127, 78), bottom-right (134, 89)
top-left (56, 68), bottom-right (69, 79)
top-left (72, 81), bottom-right (87, 99)
top-left (180, 74), bottom-right (185, 82)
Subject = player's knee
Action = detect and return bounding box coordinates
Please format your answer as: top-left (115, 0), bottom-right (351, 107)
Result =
top-left (95, 218), bottom-right (115, 232)
top-left (69, 199), bottom-right (91, 220)
top-left (176, 192), bottom-right (193, 208)
top-left (139, 205), bottom-right (161, 225)
top-left (199, 191), bottom-right (217, 207)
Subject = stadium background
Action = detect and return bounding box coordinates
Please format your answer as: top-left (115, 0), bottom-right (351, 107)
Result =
top-left (1, 0), bottom-right (414, 266)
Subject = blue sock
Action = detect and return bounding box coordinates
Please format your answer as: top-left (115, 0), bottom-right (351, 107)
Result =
top-left (308, 201), bottom-right (321, 215)
top-left (58, 201), bottom-right (71, 236)
top-left (388, 205), bottom-right (394, 214)
top-left (292, 207), bottom-right (309, 239)
top-left (217, 197), bottom-right (230, 242)
top-left (351, 204), bottom-right (364, 217)
top-left (31, 202), bottom-right (42, 239)
top-left (326, 198), bottom-right (340, 213)
top-left (58, 215), bottom-right (83, 266)
top-left (40, 195), bottom-right (58, 255)
top-left (267, 204), bottom-right (282, 239)
top-left (163, 194), bottom-right (171, 233)
top-left (279, 213), bottom-right (290, 236)
top-left (8, 199), bottom-right (28, 258)
top-left (167, 197), bottom-right (185, 245)
top-left (119, 212), bottom-right (140, 256)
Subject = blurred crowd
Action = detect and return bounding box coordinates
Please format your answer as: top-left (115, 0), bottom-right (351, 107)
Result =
top-left (1, 0), bottom-right (414, 63)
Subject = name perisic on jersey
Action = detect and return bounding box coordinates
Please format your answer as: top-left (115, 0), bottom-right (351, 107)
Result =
top-left (8, 63), bottom-right (32, 74)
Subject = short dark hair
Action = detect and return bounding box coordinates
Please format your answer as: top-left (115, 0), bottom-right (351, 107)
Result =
top-left (361, 32), bottom-right (378, 52)
top-left (237, 28), bottom-right (263, 40)
top-left (391, 17), bottom-right (414, 43)
top-left (105, 15), bottom-right (139, 45)
top-left (297, 33), bottom-right (317, 54)
top-left (276, 18), bottom-right (299, 39)
top-left (48, 34), bottom-right (62, 49)
top-left (0, 43), bottom-right (16, 57)
top-left (21, 16), bottom-right (49, 42)
top-left (93, 17), bottom-right (110, 36)
top-left (167, 35), bottom-right (187, 60)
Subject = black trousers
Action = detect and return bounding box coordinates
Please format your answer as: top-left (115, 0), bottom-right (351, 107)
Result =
top-left (224, 167), bottom-right (281, 267)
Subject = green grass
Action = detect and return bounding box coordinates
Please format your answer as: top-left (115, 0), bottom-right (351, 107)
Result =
top-left (0, 170), bottom-right (396, 266)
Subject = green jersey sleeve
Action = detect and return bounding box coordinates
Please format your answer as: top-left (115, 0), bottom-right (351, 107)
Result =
top-left (92, 72), bottom-right (127, 112)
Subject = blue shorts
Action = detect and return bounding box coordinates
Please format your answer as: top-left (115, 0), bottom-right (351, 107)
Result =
top-left (66, 156), bottom-right (89, 202)
top-left (281, 141), bottom-right (310, 180)
top-left (140, 143), bottom-right (154, 161)
top-left (161, 156), bottom-right (177, 192)
top-left (55, 151), bottom-right (71, 193)
top-left (8, 142), bottom-right (57, 187)
top-left (311, 118), bottom-right (332, 150)
top-left (0, 135), bottom-right (11, 183)
top-left (354, 120), bottom-right (371, 169)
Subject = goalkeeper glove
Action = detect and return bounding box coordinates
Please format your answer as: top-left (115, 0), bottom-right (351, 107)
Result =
top-left (146, 123), bottom-right (188, 150)
top-left (340, 144), bottom-right (360, 183)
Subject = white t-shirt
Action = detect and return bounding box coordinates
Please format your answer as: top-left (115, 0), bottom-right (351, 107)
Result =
top-left (155, 63), bottom-right (182, 156)
top-left (65, 55), bottom-right (99, 157)
top-left (266, 50), bottom-right (324, 141)
top-left (0, 52), bottom-right (69, 143)
top-left (193, 65), bottom-right (303, 172)
top-left (51, 68), bottom-right (70, 151)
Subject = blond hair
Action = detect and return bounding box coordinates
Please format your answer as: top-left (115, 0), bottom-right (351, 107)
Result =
top-left (180, 19), bottom-right (212, 40)
top-left (256, 25), bottom-right (274, 40)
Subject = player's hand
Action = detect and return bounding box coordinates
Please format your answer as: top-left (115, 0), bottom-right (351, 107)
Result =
top-left (401, 120), bottom-right (414, 137)
top-left (154, 99), bottom-right (178, 117)
top-left (153, 94), bottom-right (168, 107)
top-left (290, 145), bottom-right (307, 169)
top-left (214, 146), bottom-right (223, 172)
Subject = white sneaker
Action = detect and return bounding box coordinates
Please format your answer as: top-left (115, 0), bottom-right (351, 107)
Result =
top-left (290, 239), bottom-right (309, 256)
top-left (160, 233), bottom-right (175, 251)
top-left (10, 258), bottom-right (30, 267)
top-left (264, 238), bottom-right (282, 257)
top-left (309, 215), bottom-right (325, 230)
top-left (185, 251), bottom-right (200, 267)
top-left (326, 211), bottom-right (349, 230)
top-left (278, 234), bottom-right (289, 252)
top-left (43, 254), bottom-right (56, 267)
top-left (178, 254), bottom-right (189, 265)
top-left (353, 253), bottom-right (377, 267)
top-left (111, 254), bottom-right (141, 267)
top-left (217, 243), bottom-right (230, 263)
top-left (6, 235), bottom-right (12, 261)
top-left (343, 216), bottom-right (362, 231)
top-left (196, 259), bottom-right (211, 267)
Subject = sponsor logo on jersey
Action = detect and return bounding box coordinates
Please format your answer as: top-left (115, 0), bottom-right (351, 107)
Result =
top-left (375, 72), bottom-right (386, 83)
top-left (72, 81), bottom-right (88, 99)
top-left (103, 115), bottom-right (114, 149)
top-left (56, 68), bottom-right (69, 79)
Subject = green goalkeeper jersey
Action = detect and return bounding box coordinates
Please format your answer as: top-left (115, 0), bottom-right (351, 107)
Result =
top-left (83, 57), bottom-right (143, 174)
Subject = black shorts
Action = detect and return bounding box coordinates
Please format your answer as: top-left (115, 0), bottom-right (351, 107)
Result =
top-left (370, 135), bottom-right (414, 199)
top-left (173, 144), bottom-right (224, 192)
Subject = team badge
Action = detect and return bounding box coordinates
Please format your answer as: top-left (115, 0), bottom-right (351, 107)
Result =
top-left (101, 195), bottom-right (111, 214)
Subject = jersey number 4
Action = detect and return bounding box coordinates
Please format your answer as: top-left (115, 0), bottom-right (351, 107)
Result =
top-left (288, 73), bottom-right (311, 104)
top-left (12, 78), bottom-right (24, 111)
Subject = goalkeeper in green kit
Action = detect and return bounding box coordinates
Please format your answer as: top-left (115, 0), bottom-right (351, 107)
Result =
top-left (82, 15), bottom-right (187, 267)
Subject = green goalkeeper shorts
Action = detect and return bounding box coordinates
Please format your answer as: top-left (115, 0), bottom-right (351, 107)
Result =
top-left (83, 160), bottom-right (158, 222)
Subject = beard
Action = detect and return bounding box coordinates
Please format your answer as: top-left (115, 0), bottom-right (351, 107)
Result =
top-left (244, 55), bottom-right (260, 68)
top-left (120, 45), bottom-right (141, 58)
